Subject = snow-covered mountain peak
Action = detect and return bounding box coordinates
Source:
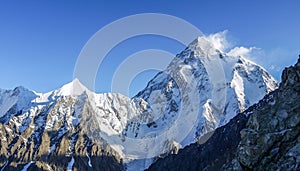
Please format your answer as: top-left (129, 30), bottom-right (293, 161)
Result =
top-left (3, 86), bottom-right (36, 98)
top-left (0, 86), bottom-right (37, 119)
top-left (54, 78), bottom-right (89, 96)
top-left (187, 31), bottom-right (228, 56)
top-left (13, 86), bottom-right (28, 92)
top-left (188, 36), bottom-right (218, 56)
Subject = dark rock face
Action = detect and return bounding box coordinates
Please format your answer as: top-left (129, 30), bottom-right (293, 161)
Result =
top-left (230, 56), bottom-right (300, 170)
top-left (147, 56), bottom-right (300, 171)
top-left (147, 113), bottom-right (250, 171)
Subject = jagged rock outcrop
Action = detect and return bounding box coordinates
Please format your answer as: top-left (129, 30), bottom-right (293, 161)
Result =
top-left (227, 56), bottom-right (300, 170)
top-left (147, 55), bottom-right (300, 171)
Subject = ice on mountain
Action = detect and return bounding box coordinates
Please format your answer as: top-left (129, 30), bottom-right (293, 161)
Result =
top-left (86, 151), bottom-right (93, 167)
top-left (231, 70), bottom-right (246, 112)
top-left (21, 161), bottom-right (35, 171)
top-left (67, 157), bottom-right (75, 171)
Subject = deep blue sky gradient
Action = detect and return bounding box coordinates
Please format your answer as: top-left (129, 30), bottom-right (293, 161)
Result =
top-left (0, 0), bottom-right (299, 96)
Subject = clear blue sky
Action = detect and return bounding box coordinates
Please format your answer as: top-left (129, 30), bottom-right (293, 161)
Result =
top-left (0, 0), bottom-right (299, 97)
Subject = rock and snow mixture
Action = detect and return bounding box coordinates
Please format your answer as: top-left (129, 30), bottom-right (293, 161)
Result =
top-left (0, 33), bottom-right (278, 170)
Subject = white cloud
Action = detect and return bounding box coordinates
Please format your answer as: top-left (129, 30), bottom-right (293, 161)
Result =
top-left (206, 30), bottom-right (229, 51)
top-left (227, 46), bottom-right (257, 57)
top-left (200, 31), bottom-right (263, 63)
top-left (269, 65), bottom-right (275, 70)
top-left (199, 30), bottom-right (296, 81)
top-left (268, 64), bottom-right (281, 72)
top-left (203, 31), bottom-right (260, 59)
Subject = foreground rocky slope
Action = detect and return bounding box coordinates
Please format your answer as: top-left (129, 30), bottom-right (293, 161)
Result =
top-left (148, 56), bottom-right (300, 170)
top-left (229, 56), bottom-right (300, 170)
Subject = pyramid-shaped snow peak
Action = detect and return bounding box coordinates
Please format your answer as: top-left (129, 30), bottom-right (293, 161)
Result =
top-left (55, 78), bottom-right (89, 96)
top-left (187, 32), bottom-right (228, 56)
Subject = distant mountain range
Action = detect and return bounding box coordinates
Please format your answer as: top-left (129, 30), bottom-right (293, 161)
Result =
top-left (0, 35), bottom-right (279, 171)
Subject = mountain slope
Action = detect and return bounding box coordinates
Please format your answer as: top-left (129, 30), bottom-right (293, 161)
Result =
top-left (147, 55), bottom-right (300, 171)
top-left (121, 35), bottom-right (277, 169)
top-left (0, 33), bottom-right (278, 171)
